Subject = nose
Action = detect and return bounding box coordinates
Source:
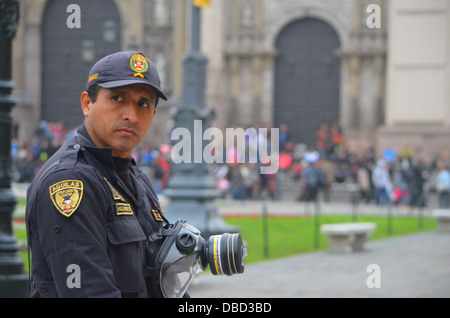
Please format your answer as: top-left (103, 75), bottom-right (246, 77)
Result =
top-left (122, 103), bottom-right (139, 123)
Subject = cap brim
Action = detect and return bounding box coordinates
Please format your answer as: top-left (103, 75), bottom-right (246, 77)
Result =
top-left (98, 80), bottom-right (168, 101)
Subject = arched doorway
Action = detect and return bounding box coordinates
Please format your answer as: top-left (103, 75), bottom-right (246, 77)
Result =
top-left (41, 0), bottom-right (121, 128)
top-left (274, 17), bottom-right (340, 149)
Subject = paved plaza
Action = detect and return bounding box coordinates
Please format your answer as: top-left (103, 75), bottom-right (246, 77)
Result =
top-left (189, 230), bottom-right (450, 298)
top-left (187, 199), bottom-right (450, 298)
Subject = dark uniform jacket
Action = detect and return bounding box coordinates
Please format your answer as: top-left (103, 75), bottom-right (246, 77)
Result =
top-left (26, 125), bottom-right (163, 297)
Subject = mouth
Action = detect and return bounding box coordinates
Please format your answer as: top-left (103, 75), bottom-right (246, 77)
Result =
top-left (116, 128), bottom-right (138, 137)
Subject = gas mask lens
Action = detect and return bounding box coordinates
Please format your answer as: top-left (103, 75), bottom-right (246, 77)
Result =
top-left (161, 253), bottom-right (200, 298)
top-left (145, 219), bottom-right (246, 298)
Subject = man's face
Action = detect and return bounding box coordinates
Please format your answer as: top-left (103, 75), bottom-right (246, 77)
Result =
top-left (81, 84), bottom-right (157, 158)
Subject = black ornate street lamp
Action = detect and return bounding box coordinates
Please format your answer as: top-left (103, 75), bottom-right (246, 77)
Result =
top-left (0, 0), bottom-right (28, 297)
top-left (164, 2), bottom-right (238, 238)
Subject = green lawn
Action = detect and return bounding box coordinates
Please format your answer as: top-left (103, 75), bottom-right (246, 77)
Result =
top-left (14, 212), bottom-right (437, 272)
top-left (224, 214), bottom-right (437, 264)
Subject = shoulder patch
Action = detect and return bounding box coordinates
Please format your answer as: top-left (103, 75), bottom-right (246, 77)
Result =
top-left (49, 180), bottom-right (83, 217)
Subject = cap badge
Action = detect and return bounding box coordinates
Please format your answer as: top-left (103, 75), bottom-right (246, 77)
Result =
top-left (130, 54), bottom-right (148, 79)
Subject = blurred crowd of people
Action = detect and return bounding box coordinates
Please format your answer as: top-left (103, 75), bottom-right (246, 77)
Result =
top-left (11, 121), bottom-right (173, 195)
top-left (12, 121), bottom-right (74, 183)
top-left (11, 120), bottom-right (450, 209)
top-left (211, 121), bottom-right (450, 209)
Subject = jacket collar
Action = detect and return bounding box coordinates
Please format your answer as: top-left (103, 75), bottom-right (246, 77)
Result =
top-left (75, 124), bottom-right (137, 171)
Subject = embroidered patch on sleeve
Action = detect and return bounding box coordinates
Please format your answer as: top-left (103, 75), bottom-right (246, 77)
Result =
top-left (116, 203), bottom-right (134, 215)
top-left (49, 180), bottom-right (83, 217)
top-left (151, 208), bottom-right (165, 222)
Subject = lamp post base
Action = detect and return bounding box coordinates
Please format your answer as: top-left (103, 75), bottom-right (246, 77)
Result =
top-left (0, 189), bottom-right (28, 298)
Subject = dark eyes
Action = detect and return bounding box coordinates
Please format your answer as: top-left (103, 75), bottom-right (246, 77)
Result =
top-left (112, 95), bottom-right (124, 102)
top-left (138, 100), bottom-right (151, 109)
top-left (112, 95), bottom-right (153, 109)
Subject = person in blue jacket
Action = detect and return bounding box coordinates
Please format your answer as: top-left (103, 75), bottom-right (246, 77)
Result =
top-left (26, 51), bottom-right (168, 297)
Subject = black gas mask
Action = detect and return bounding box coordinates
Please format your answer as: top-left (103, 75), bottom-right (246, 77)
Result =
top-left (144, 219), bottom-right (246, 298)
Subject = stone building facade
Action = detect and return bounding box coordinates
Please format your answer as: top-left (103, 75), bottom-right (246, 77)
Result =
top-left (379, 0), bottom-right (450, 163)
top-left (201, 0), bottom-right (387, 151)
top-left (10, 0), bottom-right (450, 163)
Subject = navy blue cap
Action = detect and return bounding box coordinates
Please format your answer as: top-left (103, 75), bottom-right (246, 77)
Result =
top-left (86, 51), bottom-right (167, 101)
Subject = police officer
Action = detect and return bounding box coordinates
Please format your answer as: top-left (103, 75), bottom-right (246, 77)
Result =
top-left (26, 51), bottom-right (168, 297)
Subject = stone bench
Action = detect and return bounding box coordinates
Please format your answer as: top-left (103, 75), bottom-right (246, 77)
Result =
top-left (432, 209), bottom-right (450, 232)
top-left (320, 222), bottom-right (376, 253)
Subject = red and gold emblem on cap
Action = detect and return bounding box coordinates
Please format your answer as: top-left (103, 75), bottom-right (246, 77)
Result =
top-left (130, 54), bottom-right (148, 78)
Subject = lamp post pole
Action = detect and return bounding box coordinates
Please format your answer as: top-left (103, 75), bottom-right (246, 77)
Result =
top-left (0, 0), bottom-right (28, 298)
top-left (164, 2), bottom-right (238, 238)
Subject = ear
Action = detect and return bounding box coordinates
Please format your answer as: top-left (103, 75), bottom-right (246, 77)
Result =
top-left (80, 91), bottom-right (92, 117)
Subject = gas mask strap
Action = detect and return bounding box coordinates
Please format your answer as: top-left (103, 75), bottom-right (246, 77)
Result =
top-left (114, 175), bottom-right (167, 232)
top-left (127, 171), bottom-right (171, 227)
